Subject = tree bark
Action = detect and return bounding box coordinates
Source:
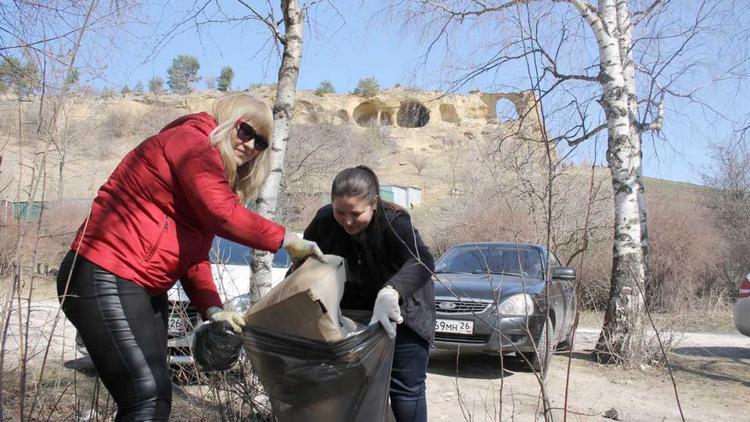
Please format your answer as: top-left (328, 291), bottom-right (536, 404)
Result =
top-left (250, 0), bottom-right (305, 302)
top-left (579, 0), bottom-right (645, 364)
top-left (615, 0), bottom-right (650, 268)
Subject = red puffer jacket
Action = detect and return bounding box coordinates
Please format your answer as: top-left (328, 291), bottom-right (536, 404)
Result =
top-left (71, 112), bottom-right (285, 316)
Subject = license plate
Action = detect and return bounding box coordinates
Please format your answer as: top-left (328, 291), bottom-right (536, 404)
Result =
top-left (168, 317), bottom-right (187, 336)
top-left (435, 319), bottom-right (473, 335)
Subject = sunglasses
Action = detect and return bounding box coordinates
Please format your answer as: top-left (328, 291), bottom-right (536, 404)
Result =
top-left (235, 120), bottom-right (269, 152)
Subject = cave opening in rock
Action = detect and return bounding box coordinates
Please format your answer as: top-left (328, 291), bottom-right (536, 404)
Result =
top-left (397, 101), bottom-right (430, 128)
top-left (353, 101), bottom-right (380, 126)
top-left (380, 111), bottom-right (394, 126)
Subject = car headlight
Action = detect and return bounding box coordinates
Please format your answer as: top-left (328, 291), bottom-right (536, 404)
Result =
top-left (496, 294), bottom-right (535, 316)
top-left (223, 294), bottom-right (252, 313)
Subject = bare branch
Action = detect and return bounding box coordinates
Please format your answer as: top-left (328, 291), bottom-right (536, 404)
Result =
top-left (146, 0), bottom-right (214, 62)
top-left (559, 122), bottom-right (607, 146)
top-left (0, 27), bottom-right (81, 51)
top-left (631, 0), bottom-right (669, 26)
top-left (236, 0), bottom-right (285, 44)
top-left (416, 0), bottom-right (530, 21)
top-left (638, 98), bottom-right (664, 133)
top-left (537, 48), bottom-right (599, 82)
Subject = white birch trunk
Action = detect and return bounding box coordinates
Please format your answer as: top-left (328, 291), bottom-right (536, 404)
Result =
top-left (571, 0), bottom-right (645, 363)
top-left (615, 0), bottom-right (650, 265)
top-left (249, 0), bottom-right (304, 302)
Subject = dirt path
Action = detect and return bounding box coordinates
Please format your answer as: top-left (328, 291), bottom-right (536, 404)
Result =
top-left (2, 298), bottom-right (79, 372)
top-left (425, 328), bottom-right (750, 421)
top-left (5, 300), bottom-right (749, 421)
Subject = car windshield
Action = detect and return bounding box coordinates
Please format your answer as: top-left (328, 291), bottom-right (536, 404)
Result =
top-left (210, 237), bottom-right (291, 268)
top-left (435, 245), bottom-right (544, 279)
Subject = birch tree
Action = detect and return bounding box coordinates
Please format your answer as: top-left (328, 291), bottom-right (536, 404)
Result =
top-left (244, 0), bottom-right (307, 301)
top-left (579, 0), bottom-right (647, 364)
top-left (392, 0), bottom-right (733, 364)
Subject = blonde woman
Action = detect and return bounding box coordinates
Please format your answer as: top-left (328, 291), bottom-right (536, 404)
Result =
top-left (57, 93), bottom-right (321, 421)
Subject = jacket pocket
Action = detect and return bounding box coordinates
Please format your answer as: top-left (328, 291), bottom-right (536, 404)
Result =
top-left (144, 219), bottom-right (169, 262)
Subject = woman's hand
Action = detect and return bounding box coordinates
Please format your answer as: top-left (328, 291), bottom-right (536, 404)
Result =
top-left (206, 306), bottom-right (246, 333)
top-left (283, 233), bottom-right (324, 261)
top-left (369, 286), bottom-right (403, 339)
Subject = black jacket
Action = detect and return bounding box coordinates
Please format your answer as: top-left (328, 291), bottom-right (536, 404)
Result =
top-left (303, 204), bottom-right (436, 343)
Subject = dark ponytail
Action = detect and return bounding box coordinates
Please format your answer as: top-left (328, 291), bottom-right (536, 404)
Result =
top-left (331, 165), bottom-right (381, 206)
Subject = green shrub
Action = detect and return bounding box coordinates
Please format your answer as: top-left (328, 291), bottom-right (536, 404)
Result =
top-left (217, 66), bottom-right (234, 92)
top-left (167, 55), bottom-right (200, 94)
top-left (148, 76), bottom-right (164, 94)
top-left (352, 77), bottom-right (379, 98)
top-left (314, 80), bottom-right (335, 96)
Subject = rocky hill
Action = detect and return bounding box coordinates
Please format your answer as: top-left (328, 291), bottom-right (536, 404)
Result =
top-left (0, 86), bottom-right (552, 204)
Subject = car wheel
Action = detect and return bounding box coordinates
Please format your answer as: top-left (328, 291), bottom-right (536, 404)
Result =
top-left (556, 312), bottom-right (579, 352)
top-left (520, 316), bottom-right (552, 377)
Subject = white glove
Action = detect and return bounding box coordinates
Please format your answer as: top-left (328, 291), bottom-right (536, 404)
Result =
top-left (369, 286), bottom-right (403, 339)
top-left (283, 232), bottom-right (324, 261)
top-left (206, 306), bottom-right (245, 333)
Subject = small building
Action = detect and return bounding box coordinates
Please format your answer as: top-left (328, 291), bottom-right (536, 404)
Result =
top-left (0, 200), bottom-right (46, 224)
top-left (380, 185), bottom-right (422, 208)
top-left (15, 201), bottom-right (45, 221)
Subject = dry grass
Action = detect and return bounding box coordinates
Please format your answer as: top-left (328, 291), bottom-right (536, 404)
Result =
top-left (1, 364), bottom-right (274, 421)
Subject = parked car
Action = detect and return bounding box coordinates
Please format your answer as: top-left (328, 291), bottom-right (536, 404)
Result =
top-left (431, 242), bottom-right (578, 373)
top-left (76, 236), bottom-right (293, 366)
top-left (734, 272), bottom-right (750, 336)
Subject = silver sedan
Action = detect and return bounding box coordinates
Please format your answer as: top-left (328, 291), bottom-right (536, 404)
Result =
top-left (734, 272), bottom-right (750, 336)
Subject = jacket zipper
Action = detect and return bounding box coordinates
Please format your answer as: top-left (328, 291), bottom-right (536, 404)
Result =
top-left (144, 219), bottom-right (169, 262)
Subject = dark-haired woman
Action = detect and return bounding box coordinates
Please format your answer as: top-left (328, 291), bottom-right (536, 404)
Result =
top-left (302, 165), bottom-right (435, 422)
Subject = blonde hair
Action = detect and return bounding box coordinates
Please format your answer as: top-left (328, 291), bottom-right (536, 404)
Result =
top-left (209, 93), bottom-right (274, 203)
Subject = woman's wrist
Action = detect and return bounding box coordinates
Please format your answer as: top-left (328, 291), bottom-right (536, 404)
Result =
top-left (281, 229), bottom-right (296, 248)
top-left (206, 306), bottom-right (223, 319)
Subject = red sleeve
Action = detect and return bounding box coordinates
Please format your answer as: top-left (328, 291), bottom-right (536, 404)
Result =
top-left (179, 235), bottom-right (222, 318)
top-left (164, 128), bottom-right (285, 252)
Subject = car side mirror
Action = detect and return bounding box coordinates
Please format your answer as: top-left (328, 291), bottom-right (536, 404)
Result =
top-left (551, 266), bottom-right (576, 281)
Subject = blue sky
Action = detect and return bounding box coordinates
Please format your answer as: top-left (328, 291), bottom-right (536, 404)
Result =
top-left (85, 1), bottom-right (748, 185)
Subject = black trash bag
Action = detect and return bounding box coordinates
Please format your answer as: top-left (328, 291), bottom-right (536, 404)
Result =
top-left (192, 320), bottom-right (243, 371)
top-left (242, 323), bottom-right (396, 422)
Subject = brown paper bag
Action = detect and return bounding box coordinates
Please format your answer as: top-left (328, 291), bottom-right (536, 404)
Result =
top-left (244, 255), bottom-right (355, 342)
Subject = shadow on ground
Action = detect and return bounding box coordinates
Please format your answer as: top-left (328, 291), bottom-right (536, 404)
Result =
top-left (428, 350), bottom-right (528, 379)
top-left (672, 346), bottom-right (750, 360)
top-left (63, 356), bottom-right (218, 385)
top-left (63, 356), bottom-right (97, 377)
top-left (671, 346), bottom-right (750, 387)
top-left (553, 350), bottom-right (595, 362)
top-left (428, 348), bottom-right (596, 380)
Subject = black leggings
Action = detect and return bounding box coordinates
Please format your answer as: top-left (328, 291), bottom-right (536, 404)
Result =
top-left (57, 251), bottom-right (172, 421)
